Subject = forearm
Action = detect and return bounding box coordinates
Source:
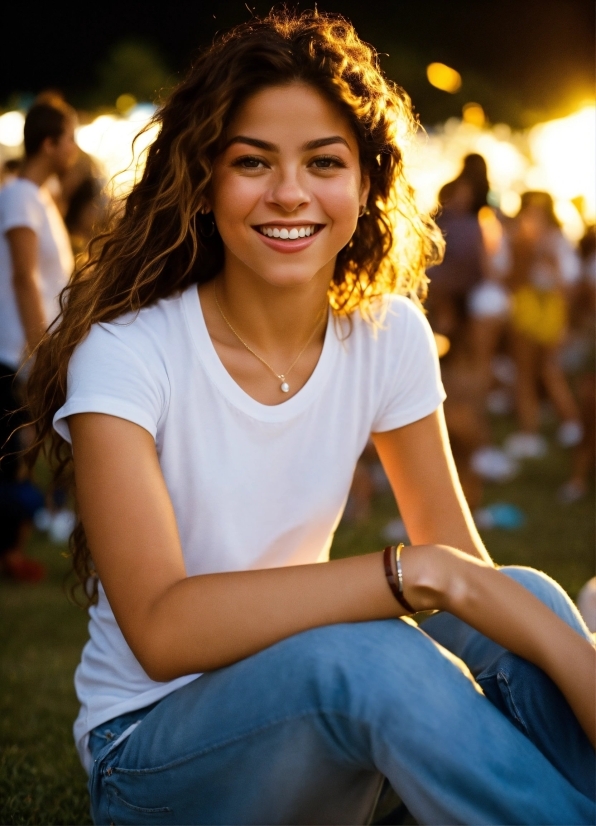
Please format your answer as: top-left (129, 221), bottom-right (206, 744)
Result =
top-left (13, 271), bottom-right (46, 353)
top-left (141, 551), bottom-right (401, 680)
top-left (404, 546), bottom-right (596, 746)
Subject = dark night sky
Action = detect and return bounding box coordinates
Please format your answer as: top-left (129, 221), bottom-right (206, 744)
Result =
top-left (3, 0), bottom-right (594, 126)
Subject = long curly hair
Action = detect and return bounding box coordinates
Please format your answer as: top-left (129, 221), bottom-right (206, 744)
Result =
top-left (27, 8), bottom-right (444, 604)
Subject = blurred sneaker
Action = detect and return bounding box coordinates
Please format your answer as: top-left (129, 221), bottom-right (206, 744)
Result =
top-left (557, 479), bottom-right (587, 504)
top-left (381, 518), bottom-right (409, 543)
top-left (503, 432), bottom-right (548, 460)
top-left (471, 446), bottom-right (519, 483)
top-left (556, 420), bottom-right (584, 448)
top-left (474, 503), bottom-right (526, 531)
top-left (48, 509), bottom-right (76, 544)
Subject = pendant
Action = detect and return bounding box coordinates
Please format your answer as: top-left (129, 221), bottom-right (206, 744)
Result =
top-left (280, 381), bottom-right (290, 393)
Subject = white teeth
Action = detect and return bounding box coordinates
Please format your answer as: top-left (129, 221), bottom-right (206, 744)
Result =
top-left (260, 225), bottom-right (317, 239)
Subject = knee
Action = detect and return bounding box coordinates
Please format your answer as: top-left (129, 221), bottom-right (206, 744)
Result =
top-left (499, 566), bottom-right (589, 636)
top-left (283, 620), bottom-right (474, 714)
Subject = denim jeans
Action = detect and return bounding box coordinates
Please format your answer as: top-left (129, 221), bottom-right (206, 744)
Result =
top-left (87, 566), bottom-right (596, 825)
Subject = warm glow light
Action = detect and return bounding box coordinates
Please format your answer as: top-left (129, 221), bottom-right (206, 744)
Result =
top-left (0, 111), bottom-right (25, 147)
top-left (116, 94), bottom-right (137, 114)
top-left (426, 63), bottom-right (462, 94)
top-left (462, 102), bottom-right (485, 128)
top-left (528, 106), bottom-right (596, 220)
top-left (75, 107), bottom-right (159, 197)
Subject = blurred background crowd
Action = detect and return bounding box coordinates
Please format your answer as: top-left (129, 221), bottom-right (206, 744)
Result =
top-left (0, 1), bottom-right (594, 621)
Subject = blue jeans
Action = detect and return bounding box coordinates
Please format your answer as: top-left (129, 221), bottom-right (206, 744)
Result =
top-left (87, 567), bottom-right (596, 824)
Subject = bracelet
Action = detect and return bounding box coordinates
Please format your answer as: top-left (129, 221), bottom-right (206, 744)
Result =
top-left (383, 544), bottom-right (416, 614)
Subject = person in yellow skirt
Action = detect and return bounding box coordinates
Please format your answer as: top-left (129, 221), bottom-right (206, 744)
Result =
top-left (507, 191), bottom-right (582, 458)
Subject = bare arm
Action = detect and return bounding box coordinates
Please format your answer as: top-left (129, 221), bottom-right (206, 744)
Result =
top-left (373, 408), bottom-right (491, 562)
top-left (6, 227), bottom-right (46, 354)
top-left (403, 544), bottom-right (596, 748)
top-left (70, 411), bottom-right (594, 746)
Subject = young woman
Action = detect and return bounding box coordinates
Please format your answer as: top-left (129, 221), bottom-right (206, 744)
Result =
top-left (28, 12), bottom-right (595, 825)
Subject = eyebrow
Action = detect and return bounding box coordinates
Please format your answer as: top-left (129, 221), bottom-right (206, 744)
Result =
top-left (225, 135), bottom-right (351, 152)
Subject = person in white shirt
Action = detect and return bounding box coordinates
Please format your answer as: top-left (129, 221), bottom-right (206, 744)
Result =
top-left (27, 12), bottom-right (595, 825)
top-left (0, 98), bottom-right (76, 580)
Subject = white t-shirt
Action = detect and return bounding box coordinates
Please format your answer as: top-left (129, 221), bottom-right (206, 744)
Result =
top-left (53, 285), bottom-right (445, 773)
top-left (0, 178), bottom-right (74, 369)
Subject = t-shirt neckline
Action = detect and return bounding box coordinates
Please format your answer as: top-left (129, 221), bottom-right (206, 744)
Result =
top-left (182, 284), bottom-right (338, 422)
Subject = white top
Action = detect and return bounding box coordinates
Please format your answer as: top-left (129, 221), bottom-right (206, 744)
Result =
top-left (53, 285), bottom-right (446, 773)
top-left (0, 178), bottom-right (74, 369)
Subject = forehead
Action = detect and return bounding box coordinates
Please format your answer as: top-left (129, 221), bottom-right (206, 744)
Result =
top-left (227, 82), bottom-right (356, 148)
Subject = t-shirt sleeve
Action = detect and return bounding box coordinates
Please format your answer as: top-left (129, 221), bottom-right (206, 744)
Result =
top-left (372, 298), bottom-right (446, 432)
top-left (53, 323), bottom-right (168, 444)
top-left (0, 184), bottom-right (43, 234)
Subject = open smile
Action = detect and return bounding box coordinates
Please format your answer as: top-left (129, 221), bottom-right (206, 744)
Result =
top-left (255, 223), bottom-right (323, 239)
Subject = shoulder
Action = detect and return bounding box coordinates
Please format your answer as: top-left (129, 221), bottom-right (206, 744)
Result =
top-left (0, 180), bottom-right (44, 232)
top-left (71, 290), bottom-right (188, 378)
top-left (347, 293), bottom-right (432, 350)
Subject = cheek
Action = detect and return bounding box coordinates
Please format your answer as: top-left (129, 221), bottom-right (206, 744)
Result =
top-left (315, 177), bottom-right (361, 227)
top-left (212, 173), bottom-right (262, 225)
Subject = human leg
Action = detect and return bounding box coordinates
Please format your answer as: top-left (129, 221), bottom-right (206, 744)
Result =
top-left (421, 566), bottom-right (595, 799)
top-left (89, 616), bottom-right (594, 825)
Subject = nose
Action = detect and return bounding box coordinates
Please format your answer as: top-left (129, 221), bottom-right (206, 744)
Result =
top-left (266, 165), bottom-right (310, 213)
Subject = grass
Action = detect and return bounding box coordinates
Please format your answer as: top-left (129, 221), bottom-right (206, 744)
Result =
top-left (0, 421), bottom-right (594, 824)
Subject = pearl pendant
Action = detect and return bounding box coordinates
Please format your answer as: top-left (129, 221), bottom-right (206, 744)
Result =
top-left (280, 381), bottom-right (290, 393)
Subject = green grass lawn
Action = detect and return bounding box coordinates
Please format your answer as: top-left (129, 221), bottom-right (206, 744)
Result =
top-left (1, 427), bottom-right (594, 825)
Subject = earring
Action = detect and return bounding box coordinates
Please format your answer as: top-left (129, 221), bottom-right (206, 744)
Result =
top-left (358, 204), bottom-right (367, 218)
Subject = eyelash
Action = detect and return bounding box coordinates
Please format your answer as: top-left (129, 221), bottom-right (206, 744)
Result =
top-left (231, 154), bottom-right (347, 170)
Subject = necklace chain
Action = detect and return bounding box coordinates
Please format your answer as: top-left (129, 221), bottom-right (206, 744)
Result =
top-left (213, 286), bottom-right (327, 393)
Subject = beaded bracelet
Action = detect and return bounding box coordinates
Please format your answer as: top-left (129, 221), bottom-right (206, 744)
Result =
top-left (383, 543), bottom-right (416, 614)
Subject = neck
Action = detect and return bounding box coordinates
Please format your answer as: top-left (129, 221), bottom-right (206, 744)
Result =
top-left (214, 256), bottom-right (331, 354)
top-left (21, 155), bottom-right (54, 188)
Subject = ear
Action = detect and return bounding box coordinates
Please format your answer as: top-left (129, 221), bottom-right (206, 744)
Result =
top-left (359, 172), bottom-right (371, 209)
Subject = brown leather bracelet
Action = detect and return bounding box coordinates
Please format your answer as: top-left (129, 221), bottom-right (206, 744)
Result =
top-left (383, 544), bottom-right (416, 614)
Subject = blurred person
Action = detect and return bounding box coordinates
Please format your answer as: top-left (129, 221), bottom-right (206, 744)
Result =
top-left (558, 224), bottom-right (595, 503)
top-left (506, 191), bottom-right (582, 459)
top-left (26, 12), bottom-right (596, 825)
top-left (426, 174), bottom-right (484, 337)
top-left (0, 97), bottom-right (77, 580)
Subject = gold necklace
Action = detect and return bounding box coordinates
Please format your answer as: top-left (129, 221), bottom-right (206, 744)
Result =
top-left (213, 287), bottom-right (327, 393)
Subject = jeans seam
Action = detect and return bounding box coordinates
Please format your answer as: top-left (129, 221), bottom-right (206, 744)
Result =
top-left (498, 672), bottom-right (529, 733)
top-left (112, 707), bottom-right (370, 776)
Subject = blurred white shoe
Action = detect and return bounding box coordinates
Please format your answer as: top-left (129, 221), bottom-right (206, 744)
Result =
top-left (48, 509), bottom-right (76, 544)
top-left (471, 446), bottom-right (519, 482)
top-left (503, 432), bottom-right (548, 460)
top-left (557, 420), bottom-right (583, 448)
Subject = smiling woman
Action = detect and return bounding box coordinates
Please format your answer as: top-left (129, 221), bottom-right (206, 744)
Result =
top-left (24, 9), bottom-right (595, 826)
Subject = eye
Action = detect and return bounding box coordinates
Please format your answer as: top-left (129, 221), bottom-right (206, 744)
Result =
top-left (231, 155), bottom-right (268, 170)
top-left (310, 155), bottom-right (347, 170)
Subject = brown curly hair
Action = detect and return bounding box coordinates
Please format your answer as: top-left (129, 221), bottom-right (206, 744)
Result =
top-left (27, 8), bottom-right (444, 604)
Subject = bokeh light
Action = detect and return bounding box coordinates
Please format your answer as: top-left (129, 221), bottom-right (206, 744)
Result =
top-left (426, 63), bottom-right (462, 94)
top-left (0, 111), bottom-right (25, 147)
